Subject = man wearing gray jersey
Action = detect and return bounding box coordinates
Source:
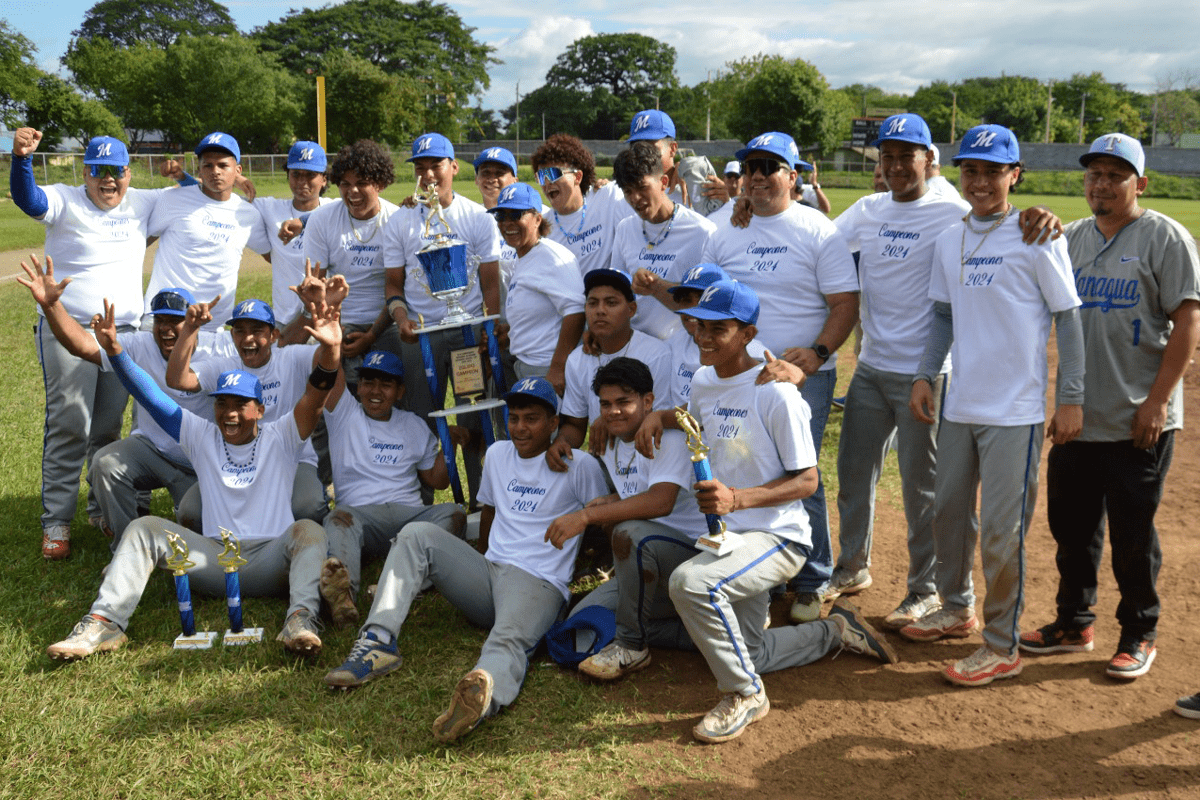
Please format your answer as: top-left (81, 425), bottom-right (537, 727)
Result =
top-left (1020, 134), bottom-right (1200, 682)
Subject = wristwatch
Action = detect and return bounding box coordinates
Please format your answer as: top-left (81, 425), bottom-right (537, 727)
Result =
top-left (812, 344), bottom-right (831, 362)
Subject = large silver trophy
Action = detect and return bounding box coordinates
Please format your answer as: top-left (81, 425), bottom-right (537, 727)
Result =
top-left (409, 182), bottom-right (479, 327)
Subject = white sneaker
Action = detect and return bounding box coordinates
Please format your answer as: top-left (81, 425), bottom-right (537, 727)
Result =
top-left (884, 592), bottom-right (942, 630)
top-left (578, 642), bottom-right (650, 681)
top-left (899, 607), bottom-right (978, 642)
top-left (693, 689), bottom-right (770, 743)
top-left (945, 645), bottom-right (1022, 687)
top-left (789, 592), bottom-right (823, 623)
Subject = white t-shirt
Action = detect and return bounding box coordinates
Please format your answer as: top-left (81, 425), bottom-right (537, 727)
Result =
top-left (303, 198), bottom-right (399, 326)
top-left (257, 196), bottom-right (336, 324)
top-left (834, 190), bottom-right (969, 373)
top-left (611, 204), bottom-right (716, 340)
top-left (706, 202), bottom-right (734, 227)
top-left (505, 238), bottom-right (585, 365)
top-left (476, 440), bottom-right (608, 598)
top-left (929, 214), bottom-right (1080, 426)
top-left (560, 331), bottom-right (674, 422)
top-left (324, 396), bottom-right (439, 508)
top-left (39, 184), bottom-right (165, 326)
top-left (145, 186), bottom-right (271, 330)
top-left (689, 363), bottom-right (816, 546)
top-left (178, 410), bottom-right (304, 540)
top-left (544, 183), bottom-right (636, 276)
top-left (600, 429), bottom-right (708, 540)
top-left (193, 343), bottom-right (319, 466)
top-left (100, 330), bottom-right (237, 465)
top-left (667, 326), bottom-right (767, 408)
top-left (701, 204), bottom-right (858, 368)
top-left (926, 175), bottom-right (961, 201)
top-left (383, 194), bottom-right (502, 325)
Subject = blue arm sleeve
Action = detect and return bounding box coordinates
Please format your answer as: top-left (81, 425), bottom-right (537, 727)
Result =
top-left (10, 156), bottom-right (49, 218)
top-left (110, 351), bottom-right (183, 440)
top-left (176, 171), bottom-right (199, 187)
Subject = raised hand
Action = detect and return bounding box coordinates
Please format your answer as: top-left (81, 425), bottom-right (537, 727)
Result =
top-left (91, 299), bottom-right (121, 356)
top-left (184, 295), bottom-right (220, 332)
top-left (17, 253), bottom-right (69, 309)
top-left (12, 128), bottom-right (42, 157)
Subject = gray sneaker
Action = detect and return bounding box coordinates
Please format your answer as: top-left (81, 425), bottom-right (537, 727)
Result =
top-left (883, 592), bottom-right (942, 630)
top-left (692, 689), bottom-right (770, 743)
top-left (47, 614), bottom-right (127, 660)
top-left (578, 642), bottom-right (651, 681)
top-left (789, 591), bottom-right (823, 623)
top-left (829, 599), bottom-right (899, 664)
top-left (824, 567), bottom-right (872, 601)
top-left (277, 609), bottom-right (323, 656)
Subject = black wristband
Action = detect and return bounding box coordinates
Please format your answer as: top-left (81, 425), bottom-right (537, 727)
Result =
top-left (309, 364), bottom-right (338, 391)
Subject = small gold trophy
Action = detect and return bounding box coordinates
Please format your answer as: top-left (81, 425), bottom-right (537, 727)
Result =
top-left (167, 531), bottom-right (217, 649)
top-left (676, 408), bottom-right (742, 556)
top-left (217, 528), bottom-right (263, 646)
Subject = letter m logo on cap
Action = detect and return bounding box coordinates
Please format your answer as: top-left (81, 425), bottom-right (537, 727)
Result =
top-left (684, 266), bottom-right (704, 282)
top-left (299, 148), bottom-right (314, 162)
top-left (96, 143), bottom-right (112, 156)
top-left (516, 378), bottom-right (539, 392)
top-left (884, 118), bottom-right (906, 135)
top-left (500, 186), bottom-right (516, 202)
top-left (416, 136), bottom-right (432, 153)
top-left (366, 353), bottom-right (384, 367)
top-left (237, 300), bottom-right (256, 315)
top-left (220, 373), bottom-right (242, 389)
top-left (633, 114), bottom-right (651, 132)
top-left (486, 148), bottom-right (502, 159)
top-left (205, 133), bottom-right (223, 145)
top-left (970, 130), bottom-right (997, 149)
top-left (700, 285), bottom-right (721, 305)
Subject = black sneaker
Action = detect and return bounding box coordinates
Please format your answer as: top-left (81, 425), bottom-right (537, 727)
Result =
top-left (1174, 692), bottom-right (1200, 720)
top-left (1019, 622), bottom-right (1094, 654)
top-left (1106, 638), bottom-right (1156, 680)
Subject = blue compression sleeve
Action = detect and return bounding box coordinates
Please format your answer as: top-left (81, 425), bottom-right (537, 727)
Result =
top-left (10, 156), bottom-right (49, 218)
top-left (176, 171), bottom-right (199, 187)
top-left (110, 351), bottom-right (183, 440)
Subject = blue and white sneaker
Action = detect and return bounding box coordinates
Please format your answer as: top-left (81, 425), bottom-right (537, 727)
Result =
top-left (323, 632), bottom-right (401, 688)
top-left (692, 689), bottom-right (770, 743)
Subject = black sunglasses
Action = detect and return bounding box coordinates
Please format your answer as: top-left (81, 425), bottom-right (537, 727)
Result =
top-left (88, 164), bottom-right (125, 179)
top-left (743, 158), bottom-right (792, 177)
top-left (150, 292), bottom-right (188, 313)
top-left (493, 209), bottom-right (532, 222)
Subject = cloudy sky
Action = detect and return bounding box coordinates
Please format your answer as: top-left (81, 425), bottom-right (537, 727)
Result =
top-left (7, 0), bottom-right (1197, 113)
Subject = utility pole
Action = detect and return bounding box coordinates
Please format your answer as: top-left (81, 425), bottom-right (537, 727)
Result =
top-left (1045, 80), bottom-right (1053, 143)
top-left (950, 90), bottom-right (958, 143)
top-left (1078, 92), bottom-right (1087, 144)
top-left (705, 70), bottom-right (711, 142)
top-left (515, 80), bottom-right (520, 162)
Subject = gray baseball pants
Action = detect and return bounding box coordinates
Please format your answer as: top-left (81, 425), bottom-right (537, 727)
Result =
top-left (324, 501), bottom-right (464, 595)
top-left (90, 434), bottom-right (198, 549)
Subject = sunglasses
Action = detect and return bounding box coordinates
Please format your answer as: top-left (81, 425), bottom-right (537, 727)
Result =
top-left (88, 164), bottom-right (125, 179)
top-left (150, 292), bottom-right (189, 313)
top-left (493, 209), bottom-right (533, 222)
top-left (742, 158), bottom-right (792, 177)
top-left (536, 167), bottom-right (579, 184)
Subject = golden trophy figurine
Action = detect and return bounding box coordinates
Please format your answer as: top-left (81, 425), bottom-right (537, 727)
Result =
top-left (676, 408), bottom-right (742, 556)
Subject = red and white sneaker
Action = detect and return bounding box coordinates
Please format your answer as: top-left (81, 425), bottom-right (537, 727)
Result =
top-left (42, 525), bottom-right (71, 560)
top-left (899, 608), bottom-right (978, 642)
top-left (945, 646), bottom-right (1022, 687)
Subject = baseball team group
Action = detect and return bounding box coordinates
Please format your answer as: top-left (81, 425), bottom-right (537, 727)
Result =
top-left (9, 104), bottom-right (1199, 744)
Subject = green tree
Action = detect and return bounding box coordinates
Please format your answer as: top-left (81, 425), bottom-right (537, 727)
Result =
top-left (64, 38), bottom-right (166, 148)
top-left (252, 0), bottom-right (494, 140)
top-left (0, 20), bottom-right (43, 128)
top-left (155, 34), bottom-right (303, 152)
top-left (306, 51), bottom-right (423, 150)
top-left (1153, 90), bottom-right (1200, 146)
top-left (727, 55), bottom-right (841, 153)
top-left (24, 75), bottom-right (125, 147)
top-left (70, 0), bottom-right (236, 48)
top-left (1048, 73), bottom-right (1145, 143)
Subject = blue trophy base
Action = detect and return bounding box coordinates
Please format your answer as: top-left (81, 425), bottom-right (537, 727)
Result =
top-left (222, 627), bottom-right (264, 646)
top-left (173, 631), bottom-right (218, 650)
top-left (696, 531), bottom-right (743, 556)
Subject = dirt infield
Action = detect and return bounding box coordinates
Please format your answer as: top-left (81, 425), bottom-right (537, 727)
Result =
top-left (612, 350), bottom-right (1200, 799)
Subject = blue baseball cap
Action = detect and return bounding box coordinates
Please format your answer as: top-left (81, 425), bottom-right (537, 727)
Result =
top-left (473, 146), bottom-right (518, 175)
top-left (953, 125), bottom-right (1020, 165)
top-left (668, 263), bottom-right (729, 296)
top-left (681, 279), bottom-right (760, 325)
top-left (209, 370), bottom-right (263, 403)
top-left (359, 350), bottom-right (404, 380)
top-left (287, 141), bottom-right (327, 172)
top-left (488, 182), bottom-right (541, 213)
top-left (225, 298), bottom-right (275, 329)
top-left (149, 287), bottom-right (195, 318)
top-left (408, 133), bottom-right (455, 162)
top-left (195, 131), bottom-right (241, 163)
top-left (544, 605), bottom-right (616, 668)
top-left (504, 376), bottom-right (559, 413)
top-left (583, 268), bottom-right (634, 302)
top-left (871, 113), bottom-right (932, 148)
top-left (736, 132), bottom-right (801, 169)
top-left (84, 136), bottom-right (129, 167)
top-left (1081, 133), bottom-right (1145, 177)
top-left (628, 110), bottom-right (676, 142)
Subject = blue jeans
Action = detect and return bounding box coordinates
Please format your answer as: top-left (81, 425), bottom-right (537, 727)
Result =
top-left (788, 367), bottom-right (835, 593)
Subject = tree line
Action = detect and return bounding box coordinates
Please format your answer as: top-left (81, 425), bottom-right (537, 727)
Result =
top-left (2, 2), bottom-right (1197, 155)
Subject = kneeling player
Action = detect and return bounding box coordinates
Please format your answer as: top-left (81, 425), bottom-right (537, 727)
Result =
top-left (323, 378), bottom-right (607, 743)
